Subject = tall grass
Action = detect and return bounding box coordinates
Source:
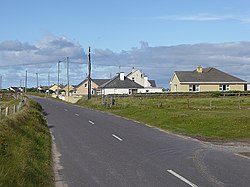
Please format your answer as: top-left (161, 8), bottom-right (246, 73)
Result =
top-left (0, 100), bottom-right (53, 186)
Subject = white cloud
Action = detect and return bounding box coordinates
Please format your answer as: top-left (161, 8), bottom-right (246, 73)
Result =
top-left (154, 13), bottom-right (250, 23)
top-left (91, 42), bottom-right (250, 88)
top-left (0, 40), bottom-right (38, 51)
top-left (1, 35), bottom-right (250, 88)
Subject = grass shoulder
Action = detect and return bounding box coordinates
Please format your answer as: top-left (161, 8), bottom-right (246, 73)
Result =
top-left (76, 96), bottom-right (250, 142)
top-left (0, 99), bottom-right (53, 186)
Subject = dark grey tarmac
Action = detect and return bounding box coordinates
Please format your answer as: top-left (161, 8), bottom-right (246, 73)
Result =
top-left (31, 96), bottom-right (250, 187)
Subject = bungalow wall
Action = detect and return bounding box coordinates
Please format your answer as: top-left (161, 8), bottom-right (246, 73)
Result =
top-left (76, 81), bottom-right (98, 95)
top-left (138, 88), bottom-right (163, 93)
top-left (101, 88), bottom-right (130, 95)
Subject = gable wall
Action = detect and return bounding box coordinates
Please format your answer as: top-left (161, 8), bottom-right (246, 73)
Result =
top-left (127, 70), bottom-right (144, 86)
top-left (170, 74), bottom-right (189, 92)
top-left (76, 81), bottom-right (98, 95)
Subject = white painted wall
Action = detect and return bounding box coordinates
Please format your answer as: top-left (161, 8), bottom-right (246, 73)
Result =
top-left (127, 69), bottom-right (152, 87)
top-left (100, 87), bottom-right (163, 95)
top-left (248, 84), bottom-right (250, 91)
top-left (138, 88), bottom-right (163, 93)
top-left (101, 88), bottom-right (130, 95)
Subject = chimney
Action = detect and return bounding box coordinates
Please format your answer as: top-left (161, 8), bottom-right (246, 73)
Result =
top-left (144, 76), bottom-right (149, 87)
top-left (132, 67), bottom-right (136, 73)
top-left (196, 66), bottom-right (203, 73)
top-left (119, 72), bottom-right (124, 81)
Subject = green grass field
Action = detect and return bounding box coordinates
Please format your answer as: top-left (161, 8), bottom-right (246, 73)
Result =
top-left (0, 98), bottom-right (53, 186)
top-left (77, 96), bottom-right (250, 141)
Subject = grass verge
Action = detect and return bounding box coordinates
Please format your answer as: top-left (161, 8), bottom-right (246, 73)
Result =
top-left (0, 99), bottom-right (53, 186)
top-left (77, 96), bottom-right (250, 141)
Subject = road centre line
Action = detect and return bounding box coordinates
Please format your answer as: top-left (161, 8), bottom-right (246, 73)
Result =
top-left (64, 109), bottom-right (68, 111)
top-left (88, 120), bottom-right (94, 125)
top-left (112, 134), bottom-right (123, 141)
top-left (75, 113), bottom-right (79, 116)
top-left (167, 170), bottom-right (198, 187)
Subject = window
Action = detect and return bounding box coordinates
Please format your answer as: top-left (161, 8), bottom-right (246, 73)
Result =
top-left (129, 89), bottom-right (137, 95)
top-left (84, 83), bottom-right (87, 88)
top-left (219, 85), bottom-right (229, 91)
top-left (189, 85), bottom-right (200, 92)
top-left (132, 77), bottom-right (135, 81)
top-left (174, 84), bottom-right (178, 92)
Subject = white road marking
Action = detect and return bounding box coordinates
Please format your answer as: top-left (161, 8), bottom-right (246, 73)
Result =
top-left (88, 120), bottom-right (94, 125)
top-left (234, 153), bottom-right (250, 160)
top-left (112, 134), bottom-right (123, 141)
top-left (167, 170), bottom-right (198, 187)
top-left (75, 113), bottom-right (79, 116)
top-left (64, 109), bottom-right (68, 111)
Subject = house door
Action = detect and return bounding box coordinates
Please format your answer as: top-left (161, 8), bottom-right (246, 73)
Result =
top-left (244, 84), bottom-right (247, 91)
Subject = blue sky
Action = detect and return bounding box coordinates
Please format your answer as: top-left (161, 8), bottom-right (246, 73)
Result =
top-left (1, 0), bottom-right (250, 88)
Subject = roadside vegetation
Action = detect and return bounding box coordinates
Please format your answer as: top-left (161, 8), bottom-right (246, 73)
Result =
top-left (0, 98), bottom-right (53, 186)
top-left (77, 95), bottom-right (250, 141)
top-left (0, 97), bottom-right (20, 109)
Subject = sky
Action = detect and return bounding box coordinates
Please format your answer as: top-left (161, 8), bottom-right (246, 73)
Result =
top-left (1, 0), bottom-right (250, 89)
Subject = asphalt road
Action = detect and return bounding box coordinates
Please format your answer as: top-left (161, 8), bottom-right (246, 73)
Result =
top-left (31, 96), bottom-right (250, 187)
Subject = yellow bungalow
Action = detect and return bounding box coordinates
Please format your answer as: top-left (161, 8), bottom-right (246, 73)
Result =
top-left (61, 84), bottom-right (77, 96)
top-left (170, 66), bottom-right (247, 92)
top-left (49, 84), bottom-right (64, 93)
top-left (75, 79), bottom-right (110, 95)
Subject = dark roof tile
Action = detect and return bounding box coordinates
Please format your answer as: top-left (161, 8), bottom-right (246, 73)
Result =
top-left (175, 67), bottom-right (246, 83)
top-left (99, 76), bottom-right (144, 88)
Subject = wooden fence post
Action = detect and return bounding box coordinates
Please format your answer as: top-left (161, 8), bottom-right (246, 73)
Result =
top-left (0, 106), bottom-right (2, 117)
top-left (5, 106), bottom-right (9, 116)
top-left (210, 99), bottom-right (212, 109)
top-left (13, 105), bottom-right (16, 113)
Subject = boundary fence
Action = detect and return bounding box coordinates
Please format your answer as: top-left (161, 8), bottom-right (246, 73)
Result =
top-left (0, 97), bottom-right (26, 117)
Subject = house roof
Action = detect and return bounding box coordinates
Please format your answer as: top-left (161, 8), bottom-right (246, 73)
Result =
top-left (50, 84), bottom-right (64, 89)
top-left (99, 75), bottom-right (144, 89)
top-left (61, 84), bottom-right (77, 90)
top-left (174, 67), bottom-right (246, 83)
top-left (8, 87), bottom-right (21, 92)
top-left (76, 78), bottom-right (110, 88)
top-left (149, 80), bottom-right (156, 87)
top-left (93, 79), bottom-right (110, 86)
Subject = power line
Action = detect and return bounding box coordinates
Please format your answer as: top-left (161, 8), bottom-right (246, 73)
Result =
top-left (1, 59), bottom-right (249, 70)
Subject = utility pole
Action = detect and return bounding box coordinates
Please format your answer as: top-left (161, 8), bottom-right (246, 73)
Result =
top-left (57, 60), bottom-right (60, 97)
top-left (66, 57), bottom-right (69, 97)
top-left (48, 72), bottom-right (50, 95)
top-left (25, 70), bottom-right (27, 95)
top-left (88, 47), bottom-right (91, 100)
top-left (36, 73), bottom-right (38, 92)
top-left (20, 79), bottom-right (23, 94)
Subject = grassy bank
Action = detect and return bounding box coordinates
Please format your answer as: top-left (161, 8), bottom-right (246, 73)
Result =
top-left (77, 96), bottom-right (250, 141)
top-left (0, 97), bottom-right (20, 108)
top-left (0, 99), bottom-right (53, 186)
